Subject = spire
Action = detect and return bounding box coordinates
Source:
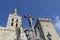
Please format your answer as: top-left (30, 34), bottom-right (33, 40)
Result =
top-left (13, 8), bottom-right (17, 15)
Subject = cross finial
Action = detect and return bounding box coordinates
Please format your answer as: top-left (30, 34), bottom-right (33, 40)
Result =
top-left (13, 8), bottom-right (17, 15)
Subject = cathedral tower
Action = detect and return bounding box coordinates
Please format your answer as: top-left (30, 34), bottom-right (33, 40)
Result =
top-left (6, 8), bottom-right (21, 31)
top-left (6, 8), bottom-right (27, 40)
top-left (34, 18), bottom-right (60, 40)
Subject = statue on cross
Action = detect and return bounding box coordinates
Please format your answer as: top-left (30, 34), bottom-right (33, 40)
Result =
top-left (24, 14), bottom-right (35, 40)
top-left (24, 14), bottom-right (34, 29)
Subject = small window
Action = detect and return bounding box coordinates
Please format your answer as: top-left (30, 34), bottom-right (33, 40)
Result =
top-left (11, 22), bottom-right (13, 26)
top-left (12, 18), bottom-right (14, 21)
top-left (16, 23), bottom-right (18, 27)
top-left (16, 19), bottom-right (18, 22)
top-left (47, 25), bottom-right (48, 27)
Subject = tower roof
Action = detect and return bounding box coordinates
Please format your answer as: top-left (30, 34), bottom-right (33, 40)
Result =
top-left (38, 18), bottom-right (51, 22)
top-left (13, 8), bottom-right (17, 15)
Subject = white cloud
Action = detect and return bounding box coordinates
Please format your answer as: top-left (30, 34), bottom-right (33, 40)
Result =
top-left (58, 32), bottom-right (60, 36)
top-left (55, 16), bottom-right (59, 21)
top-left (54, 16), bottom-right (60, 30)
top-left (53, 16), bottom-right (60, 36)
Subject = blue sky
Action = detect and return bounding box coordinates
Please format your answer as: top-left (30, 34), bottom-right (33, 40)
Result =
top-left (0, 0), bottom-right (60, 36)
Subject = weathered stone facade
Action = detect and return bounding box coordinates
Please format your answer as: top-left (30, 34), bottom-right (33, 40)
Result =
top-left (0, 8), bottom-right (60, 40)
top-left (34, 18), bottom-right (60, 40)
top-left (0, 8), bottom-right (27, 40)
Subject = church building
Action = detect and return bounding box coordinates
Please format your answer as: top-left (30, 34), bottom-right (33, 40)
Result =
top-left (0, 8), bottom-right (60, 40)
top-left (0, 8), bottom-right (27, 40)
top-left (34, 18), bottom-right (60, 40)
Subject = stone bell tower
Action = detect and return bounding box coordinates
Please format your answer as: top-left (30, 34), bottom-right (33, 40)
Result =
top-left (34, 18), bottom-right (60, 40)
top-left (6, 8), bottom-right (22, 31)
top-left (6, 8), bottom-right (27, 40)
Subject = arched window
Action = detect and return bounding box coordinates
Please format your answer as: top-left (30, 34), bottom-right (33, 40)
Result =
top-left (12, 18), bottom-right (14, 21)
top-left (11, 22), bottom-right (13, 26)
top-left (47, 25), bottom-right (48, 27)
top-left (16, 23), bottom-right (18, 27)
top-left (16, 19), bottom-right (18, 22)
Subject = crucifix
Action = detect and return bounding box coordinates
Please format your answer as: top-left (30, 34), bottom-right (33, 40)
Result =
top-left (24, 14), bottom-right (34, 29)
top-left (24, 14), bottom-right (34, 40)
